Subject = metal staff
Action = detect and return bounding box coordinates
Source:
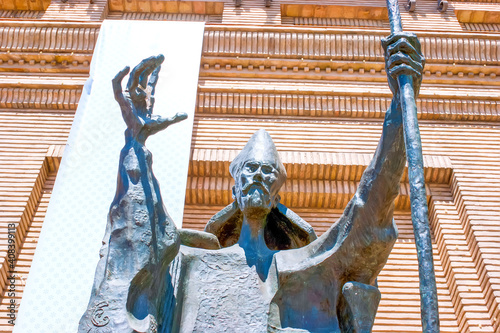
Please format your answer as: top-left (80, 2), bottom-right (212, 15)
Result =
top-left (385, 1), bottom-right (440, 332)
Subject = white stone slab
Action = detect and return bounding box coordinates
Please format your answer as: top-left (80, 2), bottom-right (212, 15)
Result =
top-left (14, 20), bottom-right (204, 332)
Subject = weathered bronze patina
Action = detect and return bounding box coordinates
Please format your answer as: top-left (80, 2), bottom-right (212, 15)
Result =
top-left (79, 32), bottom-right (425, 333)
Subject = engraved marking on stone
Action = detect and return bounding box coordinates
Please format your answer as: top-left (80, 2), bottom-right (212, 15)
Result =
top-left (91, 301), bottom-right (110, 327)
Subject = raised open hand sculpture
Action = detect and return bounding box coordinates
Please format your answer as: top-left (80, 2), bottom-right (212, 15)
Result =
top-left (112, 54), bottom-right (187, 143)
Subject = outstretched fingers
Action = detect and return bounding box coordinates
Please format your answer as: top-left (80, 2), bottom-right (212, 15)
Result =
top-left (167, 112), bottom-right (188, 125)
top-left (127, 55), bottom-right (164, 100)
top-left (148, 65), bottom-right (161, 95)
top-left (146, 66), bottom-right (162, 114)
top-left (147, 112), bottom-right (188, 135)
top-left (142, 54), bottom-right (164, 90)
top-left (127, 56), bottom-right (155, 91)
top-left (112, 66), bottom-right (130, 102)
top-left (139, 62), bottom-right (161, 91)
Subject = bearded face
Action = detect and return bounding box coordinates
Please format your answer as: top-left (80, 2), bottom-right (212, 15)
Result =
top-left (234, 160), bottom-right (281, 218)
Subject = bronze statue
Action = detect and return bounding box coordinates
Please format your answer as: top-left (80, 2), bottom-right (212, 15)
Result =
top-left (79, 31), bottom-right (425, 333)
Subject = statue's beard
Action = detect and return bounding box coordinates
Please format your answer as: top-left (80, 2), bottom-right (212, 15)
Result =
top-left (239, 184), bottom-right (272, 218)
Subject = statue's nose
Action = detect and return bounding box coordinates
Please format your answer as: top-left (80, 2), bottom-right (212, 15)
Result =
top-left (253, 169), bottom-right (263, 182)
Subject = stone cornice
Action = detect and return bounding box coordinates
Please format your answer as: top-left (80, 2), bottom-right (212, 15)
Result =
top-left (0, 86), bottom-right (81, 109)
top-left (1, 21), bottom-right (499, 76)
top-left (108, 0), bottom-right (224, 14)
top-left (0, 74), bottom-right (87, 88)
top-left (281, 2), bottom-right (388, 20)
top-left (0, 22), bottom-right (99, 54)
top-left (0, 52), bottom-right (91, 73)
top-left (200, 57), bottom-right (500, 86)
top-left (185, 175), bottom-right (430, 210)
top-left (202, 25), bottom-right (500, 66)
top-left (0, 20), bottom-right (100, 29)
top-left (196, 79), bottom-right (500, 121)
top-left (0, 75), bottom-right (85, 110)
top-left (453, 2), bottom-right (500, 24)
top-left (0, 21), bottom-right (99, 73)
top-left (198, 79), bottom-right (500, 100)
top-left (189, 148), bottom-right (452, 184)
top-left (0, 0), bottom-right (49, 11)
top-left (200, 25), bottom-right (500, 85)
top-left (2, 75), bottom-right (498, 120)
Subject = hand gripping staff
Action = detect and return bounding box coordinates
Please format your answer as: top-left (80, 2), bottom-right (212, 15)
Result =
top-left (385, 1), bottom-right (440, 332)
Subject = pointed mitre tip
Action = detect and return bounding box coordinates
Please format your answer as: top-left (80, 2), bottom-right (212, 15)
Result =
top-left (229, 129), bottom-right (287, 183)
top-left (250, 129), bottom-right (273, 146)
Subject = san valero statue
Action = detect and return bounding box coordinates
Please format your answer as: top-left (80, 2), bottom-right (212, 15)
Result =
top-left (79, 31), bottom-right (425, 333)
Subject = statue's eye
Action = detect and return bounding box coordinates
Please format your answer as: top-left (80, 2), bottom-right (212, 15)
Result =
top-left (261, 165), bottom-right (274, 174)
top-left (245, 163), bottom-right (259, 172)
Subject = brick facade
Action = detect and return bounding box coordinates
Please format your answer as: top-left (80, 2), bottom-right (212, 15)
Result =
top-left (0, 0), bottom-right (499, 331)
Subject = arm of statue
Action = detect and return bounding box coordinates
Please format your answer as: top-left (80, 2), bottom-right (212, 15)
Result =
top-left (279, 33), bottom-right (424, 271)
top-left (270, 32), bottom-right (424, 333)
top-left (109, 54), bottom-right (185, 265)
top-left (113, 57), bottom-right (219, 252)
top-left (309, 32), bottom-right (423, 268)
top-left (344, 32), bottom-right (425, 234)
top-left (79, 55), bottom-right (186, 333)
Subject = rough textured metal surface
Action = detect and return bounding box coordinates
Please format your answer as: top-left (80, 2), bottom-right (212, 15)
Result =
top-left (78, 55), bottom-right (186, 333)
top-left (80, 30), bottom-right (426, 332)
top-left (386, 1), bottom-right (440, 332)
